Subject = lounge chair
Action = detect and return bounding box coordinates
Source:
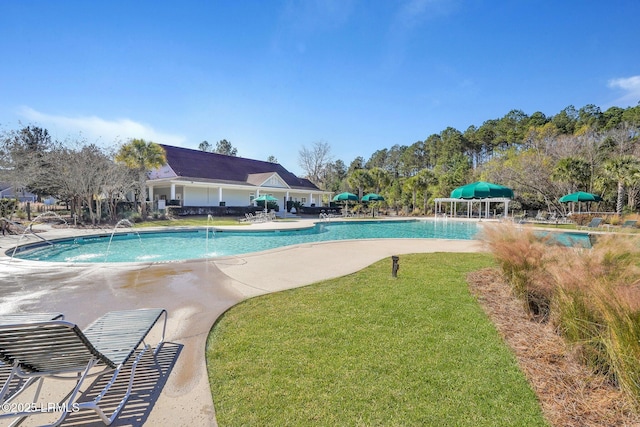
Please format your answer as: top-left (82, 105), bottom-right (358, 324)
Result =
top-left (0, 313), bottom-right (65, 403)
top-left (0, 308), bottom-right (167, 426)
top-left (0, 312), bottom-right (64, 325)
top-left (534, 211), bottom-right (549, 222)
top-left (622, 220), bottom-right (637, 228)
top-left (581, 217), bottom-right (603, 229)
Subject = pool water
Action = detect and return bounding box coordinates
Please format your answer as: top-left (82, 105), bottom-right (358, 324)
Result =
top-left (11, 220), bottom-right (593, 263)
top-left (12, 220), bottom-right (479, 263)
top-left (541, 231), bottom-right (593, 248)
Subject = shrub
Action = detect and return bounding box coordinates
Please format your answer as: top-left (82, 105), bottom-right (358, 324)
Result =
top-left (548, 234), bottom-right (640, 404)
top-left (483, 224), bottom-right (640, 406)
top-left (0, 198), bottom-right (18, 218)
top-left (480, 224), bottom-right (557, 320)
top-left (571, 213), bottom-right (595, 226)
top-left (129, 212), bottom-right (143, 223)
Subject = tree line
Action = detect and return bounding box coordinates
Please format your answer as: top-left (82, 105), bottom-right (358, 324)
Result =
top-left (299, 103), bottom-right (640, 215)
top-left (2, 102), bottom-right (639, 223)
top-left (0, 128), bottom-right (164, 224)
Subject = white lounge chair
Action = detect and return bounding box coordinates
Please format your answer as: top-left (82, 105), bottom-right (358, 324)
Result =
top-left (0, 308), bottom-right (167, 426)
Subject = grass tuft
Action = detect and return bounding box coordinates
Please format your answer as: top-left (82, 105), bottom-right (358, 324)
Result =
top-left (479, 224), bottom-right (557, 320)
top-left (483, 223), bottom-right (640, 408)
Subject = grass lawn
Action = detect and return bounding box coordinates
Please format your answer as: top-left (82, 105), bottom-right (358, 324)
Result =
top-left (528, 222), bottom-right (578, 230)
top-left (206, 253), bottom-right (548, 426)
top-left (133, 216), bottom-right (245, 227)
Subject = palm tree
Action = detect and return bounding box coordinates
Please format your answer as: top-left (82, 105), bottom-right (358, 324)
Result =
top-left (552, 156), bottom-right (590, 193)
top-left (403, 169), bottom-right (436, 214)
top-left (116, 139), bottom-right (166, 218)
top-left (601, 155), bottom-right (640, 215)
top-left (346, 169), bottom-right (374, 200)
top-left (368, 167), bottom-right (391, 193)
top-left (415, 169), bottom-right (437, 213)
top-left (403, 176), bottom-right (419, 212)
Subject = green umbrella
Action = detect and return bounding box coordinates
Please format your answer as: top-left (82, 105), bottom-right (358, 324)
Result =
top-left (450, 181), bottom-right (514, 199)
top-left (361, 193), bottom-right (385, 217)
top-left (361, 193), bottom-right (385, 202)
top-left (254, 194), bottom-right (278, 203)
top-left (332, 192), bottom-right (358, 202)
top-left (559, 191), bottom-right (602, 214)
top-left (254, 194), bottom-right (278, 209)
top-left (558, 191), bottom-right (602, 203)
top-left (332, 192), bottom-right (357, 216)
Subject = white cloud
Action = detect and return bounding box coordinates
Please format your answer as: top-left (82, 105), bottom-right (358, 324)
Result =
top-left (395, 0), bottom-right (457, 29)
top-left (17, 107), bottom-right (187, 147)
top-left (607, 76), bottom-right (640, 107)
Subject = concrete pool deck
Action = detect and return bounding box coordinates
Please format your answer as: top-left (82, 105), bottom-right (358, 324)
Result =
top-left (0, 218), bottom-right (484, 426)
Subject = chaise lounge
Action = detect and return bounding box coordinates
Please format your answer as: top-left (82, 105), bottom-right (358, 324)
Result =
top-left (0, 308), bottom-right (167, 426)
top-left (581, 217), bottom-right (603, 229)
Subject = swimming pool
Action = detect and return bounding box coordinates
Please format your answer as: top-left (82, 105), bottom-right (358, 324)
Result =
top-left (11, 219), bottom-right (480, 263)
top-left (9, 220), bottom-right (593, 263)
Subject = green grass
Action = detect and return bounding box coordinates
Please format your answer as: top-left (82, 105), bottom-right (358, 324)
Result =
top-left (528, 222), bottom-right (578, 230)
top-left (206, 253), bottom-right (548, 426)
top-left (133, 216), bottom-right (246, 227)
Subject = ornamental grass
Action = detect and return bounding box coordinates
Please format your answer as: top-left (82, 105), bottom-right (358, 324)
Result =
top-left (482, 223), bottom-right (640, 408)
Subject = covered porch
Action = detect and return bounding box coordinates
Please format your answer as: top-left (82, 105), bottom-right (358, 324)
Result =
top-left (147, 179), bottom-right (330, 212)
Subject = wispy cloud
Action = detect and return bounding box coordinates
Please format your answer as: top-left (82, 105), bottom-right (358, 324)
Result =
top-left (281, 0), bottom-right (355, 33)
top-left (393, 0), bottom-right (458, 30)
top-left (272, 0), bottom-right (356, 54)
top-left (17, 107), bottom-right (187, 146)
top-left (608, 76), bottom-right (640, 107)
top-left (383, 0), bottom-right (459, 74)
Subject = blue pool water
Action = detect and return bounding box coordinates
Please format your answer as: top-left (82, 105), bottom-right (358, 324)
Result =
top-left (12, 220), bottom-right (480, 263)
top-left (10, 220), bottom-right (593, 263)
top-left (541, 231), bottom-right (593, 248)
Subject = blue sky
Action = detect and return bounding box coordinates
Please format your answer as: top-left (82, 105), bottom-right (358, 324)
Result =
top-left (1, 1), bottom-right (639, 176)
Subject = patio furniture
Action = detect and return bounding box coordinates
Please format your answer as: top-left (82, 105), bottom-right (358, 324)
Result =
top-left (0, 313), bottom-right (64, 325)
top-left (622, 220), bottom-right (637, 228)
top-left (581, 217), bottom-right (603, 229)
top-left (0, 313), bottom-right (65, 404)
top-left (533, 211), bottom-right (549, 222)
top-left (0, 308), bottom-right (167, 426)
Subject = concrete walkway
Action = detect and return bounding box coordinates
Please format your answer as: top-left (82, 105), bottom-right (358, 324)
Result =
top-left (0, 218), bottom-right (483, 426)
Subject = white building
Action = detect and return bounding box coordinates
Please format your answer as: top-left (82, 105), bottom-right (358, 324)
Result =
top-left (147, 145), bottom-right (330, 210)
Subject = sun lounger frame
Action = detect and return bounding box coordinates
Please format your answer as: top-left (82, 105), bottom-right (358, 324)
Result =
top-left (0, 308), bottom-right (167, 426)
top-left (0, 313), bottom-right (65, 406)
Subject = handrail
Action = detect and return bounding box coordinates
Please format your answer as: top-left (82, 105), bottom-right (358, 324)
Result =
top-left (1, 218), bottom-right (54, 246)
